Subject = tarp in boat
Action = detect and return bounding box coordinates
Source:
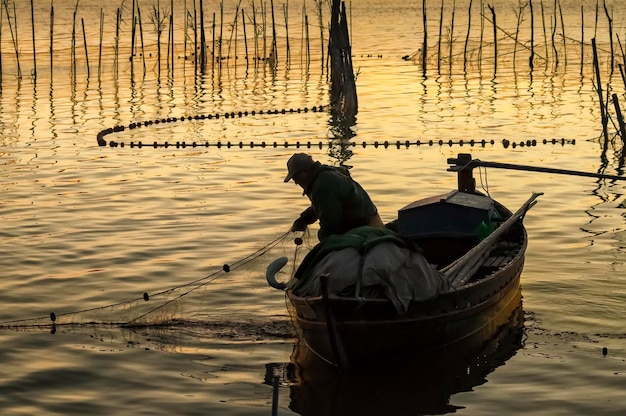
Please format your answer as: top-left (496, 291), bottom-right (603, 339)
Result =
top-left (287, 226), bottom-right (450, 314)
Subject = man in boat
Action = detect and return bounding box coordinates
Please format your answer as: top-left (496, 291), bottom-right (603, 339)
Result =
top-left (284, 153), bottom-right (384, 240)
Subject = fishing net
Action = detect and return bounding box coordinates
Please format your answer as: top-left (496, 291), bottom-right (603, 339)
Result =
top-left (0, 230), bottom-right (318, 337)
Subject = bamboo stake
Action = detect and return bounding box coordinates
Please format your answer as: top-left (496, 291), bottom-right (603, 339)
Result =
top-left (138, 5), bottom-right (146, 76)
top-left (82, 17), bottom-right (89, 77)
top-left (170, 0), bottom-right (175, 71)
top-left (513, 2), bottom-right (527, 69)
top-left (488, 4), bottom-right (496, 74)
top-left (316, 0), bottom-right (324, 67)
top-left (115, 7), bottom-right (120, 77)
top-left (580, 5), bottom-right (584, 74)
top-left (604, 2), bottom-right (614, 74)
top-left (541, 0), bottom-right (548, 66)
top-left (2, 0), bottom-right (23, 81)
top-left (284, 2), bottom-right (290, 63)
top-left (478, 0), bottom-right (483, 68)
top-left (242, 9), bottom-right (249, 61)
top-left (252, 0), bottom-right (258, 63)
top-left (437, 0), bottom-right (443, 73)
top-left (449, 0), bottom-right (456, 71)
top-left (49, 1), bottom-right (53, 80)
top-left (558, 0), bottom-right (566, 66)
top-left (0, 1), bottom-right (3, 87)
top-left (98, 8), bottom-right (103, 80)
top-left (219, 0), bottom-right (223, 63)
top-left (270, 0), bottom-right (278, 68)
top-left (463, 0), bottom-right (473, 72)
top-left (305, 12), bottom-right (310, 67)
top-left (529, 0), bottom-right (534, 71)
top-left (421, 0), bottom-right (427, 74)
top-left (71, 0), bottom-right (77, 81)
top-left (592, 38), bottom-right (609, 144)
top-left (31, 0), bottom-right (36, 78)
top-left (131, 0), bottom-right (136, 62)
top-left (612, 94), bottom-right (626, 144)
top-left (199, 0), bottom-right (205, 72)
top-left (551, 0), bottom-right (558, 68)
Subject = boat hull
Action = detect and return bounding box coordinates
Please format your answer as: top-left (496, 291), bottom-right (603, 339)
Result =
top-left (287, 207), bottom-right (527, 368)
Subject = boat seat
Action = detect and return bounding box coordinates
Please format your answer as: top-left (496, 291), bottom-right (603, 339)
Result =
top-left (483, 256), bottom-right (514, 268)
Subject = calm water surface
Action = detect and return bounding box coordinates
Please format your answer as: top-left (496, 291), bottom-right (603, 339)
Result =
top-left (1, 1), bottom-right (625, 415)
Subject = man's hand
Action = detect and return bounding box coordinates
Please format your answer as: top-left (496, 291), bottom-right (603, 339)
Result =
top-left (291, 217), bottom-right (308, 232)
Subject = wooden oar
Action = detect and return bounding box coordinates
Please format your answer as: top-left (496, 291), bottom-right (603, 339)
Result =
top-left (444, 192), bottom-right (543, 288)
top-left (448, 157), bottom-right (626, 181)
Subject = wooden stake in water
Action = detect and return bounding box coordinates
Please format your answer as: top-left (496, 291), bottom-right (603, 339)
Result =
top-left (98, 8), bottom-right (103, 80)
top-left (31, 0), bottom-right (36, 78)
top-left (488, 4), bottom-right (496, 74)
top-left (422, 0), bottom-right (427, 74)
top-left (611, 94), bottom-right (626, 143)
top-left (463, 0), bottom-right (473, 72)
top-left (604, 3), bottom-right (614, 74)
top-left (437, 0), bottom-right (443, 73)
top-left (242, 8), bottom-right (248, 61)
top-left (592, 38), bottom-right (609, 144)
top-left (529, 0), bottom-right (535, 71)
top-left (49, 2), bottom-right (54, 80)
top-left (82, 17), bottom-right (89, 77)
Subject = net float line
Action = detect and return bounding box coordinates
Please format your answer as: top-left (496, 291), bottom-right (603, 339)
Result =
top-left (102, 138), bottom-right (576, 149)
top-left (96, 105), bottom-right (328, 147)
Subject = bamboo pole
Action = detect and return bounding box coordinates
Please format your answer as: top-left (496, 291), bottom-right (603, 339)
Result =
top-left (219, 0), bottom-right (223, 63)
top-left (98, 8), bottom-right (102, 80)
top-left (612, 94), bottom-right (626, 144)
top-left (270, 0), bottom-right (278, 68)
top-left (488, 4), bottom-right (496, 73)
top-left (252, 1), bottom-right (258, 63)
top-left (478, 0), bottom-right (483, 68)
top-left (0, 1), bottom-right (3, 87)
top-left (422, 0), bottom-right (427, 74)
top-left (463, 0), bottom-right (473, 72)
top-left (558, 0), bottom-right (566, 66)
top-left (551, 0), bottom-right (558, 68)
top-left (541, 0), bottom-right (548, 67)
top-left (437, 0), bottom-right (443, 73)
top-left (242, 9), bottom-right (249, 61)
top-left (131, 0), bottom-right (136, 62)
top-left (31, 0), bottom-right (36, 78)
top-left (49, 1), bottom-right (53, 80)
top-left (284, 2), bottom-right (290, 63)
top-left (592, 38), bottom-right (609, 144)
top-left (138, 5), bottom-right (146, 76)
top-left (513, 2), bottom-right (527, 69)
top-left (449, 0), bottom-right (456, 71)
top-left (3, 0), bottom-right (22, 80)
top-left (316, 0), bottom-right (324, 67)
top-left (580, 5), bottom-right (584, 74)
top-left (170, 0), bottom-right (174, 71)
top-left (529, 0), bottom-right (534, 71)
top-left (82, 17), bottom-right (89, 77)
top-left (604, 2), bottom-right (614, 74)
top-left (115, 7), bottom-right (120, 77)
top-left (199, 0), bottom-right (206, 72)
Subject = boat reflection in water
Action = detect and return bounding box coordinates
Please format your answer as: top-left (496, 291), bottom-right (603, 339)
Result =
top-left (275, 288), bottom-right (524, 416)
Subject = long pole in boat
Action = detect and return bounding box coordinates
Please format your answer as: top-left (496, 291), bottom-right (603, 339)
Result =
top-left (448, 154), bottom-right (626, 182)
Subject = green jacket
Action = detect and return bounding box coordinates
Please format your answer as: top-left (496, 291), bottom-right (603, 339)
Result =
top-left (301, 162), bottom-right (379, 240)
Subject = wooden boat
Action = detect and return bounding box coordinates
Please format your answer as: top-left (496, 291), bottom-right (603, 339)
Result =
top-left (267, 153), bottom-right (540, 369)
top-left (284, 289), bottom-right (525, 415)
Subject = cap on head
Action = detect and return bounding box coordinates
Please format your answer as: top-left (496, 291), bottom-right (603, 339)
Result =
top-left (284, 153), bottom-right (315, 182)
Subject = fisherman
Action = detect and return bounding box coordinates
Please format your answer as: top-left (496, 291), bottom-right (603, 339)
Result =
top-left (283, 153), bottom-right (384, 240)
